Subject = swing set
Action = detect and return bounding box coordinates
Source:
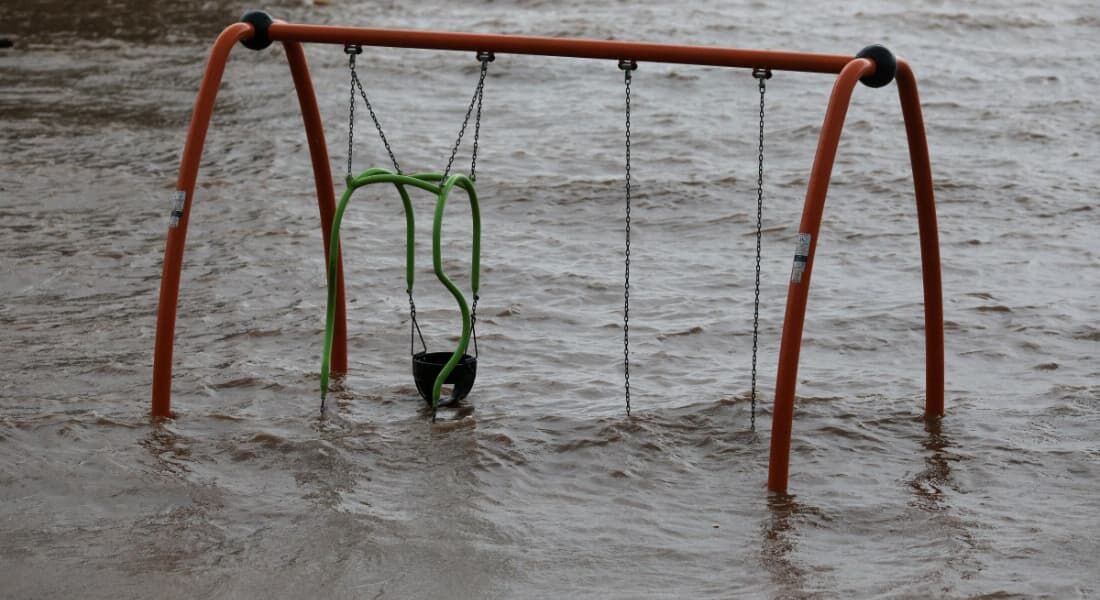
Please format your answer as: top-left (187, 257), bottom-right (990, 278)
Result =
top-left (150, 12), bottom-right (945, 494)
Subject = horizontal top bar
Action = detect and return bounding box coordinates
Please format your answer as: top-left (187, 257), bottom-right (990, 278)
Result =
top-left (266, 22), bottom-right (856, 74)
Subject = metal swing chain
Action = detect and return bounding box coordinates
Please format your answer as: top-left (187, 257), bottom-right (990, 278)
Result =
top-left (750, 67), bottom-right (771, 431)
top-left (468, 53), bottom-right (492, 358)
top-left (441, 51), bottom-right (493, 183)
top-left (346, 44), bottom-right (362, 180)
top-left (344, 44), bottom-right (423, 354)
top-left (346, 44), bottom-right (402, 174)
top-left (409, 294), bottom-right (428, 355)
top-left (620, 59), bottom-right (637, 417)
top-left (469, 52), bottom-right (493, 183)
top-left (440, 51), bottom-right (493, 360)
top-left (470, 294), bottom-right (480, 358)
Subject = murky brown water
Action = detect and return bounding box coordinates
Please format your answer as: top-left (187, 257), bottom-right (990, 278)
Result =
top-left (2, 0), bottom-right (1099, 597)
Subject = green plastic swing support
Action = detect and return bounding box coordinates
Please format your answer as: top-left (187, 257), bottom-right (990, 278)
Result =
top-left (320, 168), bottom-right (481, 410)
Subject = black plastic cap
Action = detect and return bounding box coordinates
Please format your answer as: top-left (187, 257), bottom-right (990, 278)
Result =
top-left (855, 44), bottom-right (897, 88)
top-left (240, 10), bottom-right (274, 50)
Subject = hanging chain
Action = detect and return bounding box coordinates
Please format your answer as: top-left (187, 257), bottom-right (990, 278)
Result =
top-left (440, 51), bottom-right (494, 362)
top-left (620, 59), bottom-right (637, 417)
top-left (442, 52), bottom-right (493, 183)
top-left (408, 290), bottom-right (427, 355)
top-left (346, 44), bottom-right (362, 180)
top-left (346, 44), bottom-right (402, 174)
top-left (470, 294), bottom-right (480, 358)
top-left (469, 52), bottom-right (493, 182)
top-left (750, 67), bottom-right (771, 431)
top-left (466, 54), bottom-right (492, 359)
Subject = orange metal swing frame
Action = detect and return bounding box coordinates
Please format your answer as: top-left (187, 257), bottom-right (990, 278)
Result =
top-left (151, 15), bottom-right (944, 494)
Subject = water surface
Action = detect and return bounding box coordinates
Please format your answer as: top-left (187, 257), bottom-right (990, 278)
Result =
top-left (1, 0), bottom-right (1098, 597)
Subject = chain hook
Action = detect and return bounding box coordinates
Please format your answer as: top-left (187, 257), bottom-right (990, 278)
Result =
top-left (618, 59), bottom-right (638, 80)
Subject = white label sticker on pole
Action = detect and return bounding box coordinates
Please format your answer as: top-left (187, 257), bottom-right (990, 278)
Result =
top-left (791, 233), bottom-right (812, 283)
top-left (168, 190), bottom-right (186, 229)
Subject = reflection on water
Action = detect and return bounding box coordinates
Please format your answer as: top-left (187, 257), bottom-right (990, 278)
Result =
top-left (907, 416), bottom-right (954, 512)
top-left (140, 423), bottom-right (194, 476)
top-left (760, 493), bottom-right (810, 595)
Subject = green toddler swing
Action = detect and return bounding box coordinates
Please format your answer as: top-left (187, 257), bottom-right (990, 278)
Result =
top-left (319, 46), bottom-right (493, 413)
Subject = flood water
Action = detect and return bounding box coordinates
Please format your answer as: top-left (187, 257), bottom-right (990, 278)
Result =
top-left (1, 0), bottom-right (1098, 597)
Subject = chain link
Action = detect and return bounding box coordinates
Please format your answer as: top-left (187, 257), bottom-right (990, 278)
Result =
top-left (620, 59), bottom-right (637, 416)
top-left (470, 294), bottom-right (480, 358)
top-left (442, 52), bottom-right (493, 182)
top-left (347, 45), bottom-right (402, 174)
top-left (750, 67), bottom-right (771, 431)
top-left (408, 290), bottom-right (427, 355)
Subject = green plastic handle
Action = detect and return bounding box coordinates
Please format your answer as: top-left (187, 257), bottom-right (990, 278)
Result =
top-left (319, 168), bottom-right (481, 411)
top-left (428, 174), bottom-right (481, 408)
top-left (320, 168), bottom-right (419, 400)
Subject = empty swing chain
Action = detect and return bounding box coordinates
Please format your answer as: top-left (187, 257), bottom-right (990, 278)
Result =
top-left (346, 44), bottom-right (402, 175)
top-left (750, 67), bottom-right (771, 431)
top-left (620, 59), bottom-right (637, 416)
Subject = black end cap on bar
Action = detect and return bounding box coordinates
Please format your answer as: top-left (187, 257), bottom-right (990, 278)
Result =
top-left (855, 44), bottom-right (897, 88)
top-left (240, 10), bottom-right (274, 50)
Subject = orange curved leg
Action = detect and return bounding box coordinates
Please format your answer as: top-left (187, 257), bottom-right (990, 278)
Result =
top-left (151, 23), bottom-right (252, 418)
top-left (151, 25), bottom-right (350, 417)
top-left (765, 57), bottom-right (946, 493)
top-left (284, 41), bottom-right (348, 376)
top-left (766, 59), bottom-right (874, 493)
top-left (895, 59), bottom-right (944, 418)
